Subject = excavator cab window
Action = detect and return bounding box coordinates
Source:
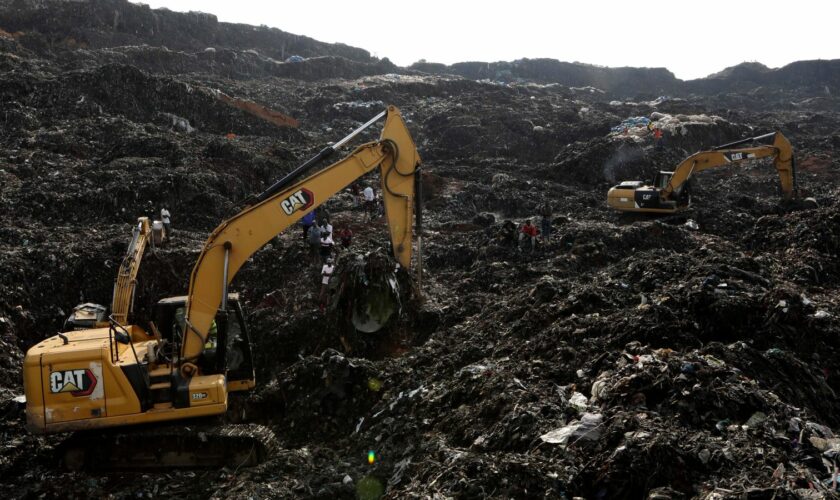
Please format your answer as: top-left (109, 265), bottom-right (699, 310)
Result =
top-left (151, 296), bottom-right (254, 382)
top-left (654, 171), bottom-right (673, 189)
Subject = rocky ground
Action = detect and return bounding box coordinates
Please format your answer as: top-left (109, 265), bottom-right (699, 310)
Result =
top-left (1, 1), bottom-right (840, 499)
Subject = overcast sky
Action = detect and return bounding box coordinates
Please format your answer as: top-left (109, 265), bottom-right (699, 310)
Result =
top-left (131, 0), bottom-right (837, 80)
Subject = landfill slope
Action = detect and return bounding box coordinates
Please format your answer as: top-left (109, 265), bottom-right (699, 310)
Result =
top-left (2, 1), bottom-right (840, 498)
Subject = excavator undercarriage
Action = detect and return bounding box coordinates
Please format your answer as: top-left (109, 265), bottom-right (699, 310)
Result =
top-left (58, 421), bottom-right (278, 471)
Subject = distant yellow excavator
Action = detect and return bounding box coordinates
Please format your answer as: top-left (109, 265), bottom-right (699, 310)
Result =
top-left (64, 217), bottom-right (154, 331)
top-left (23, 105), bottom-right (422, 469)
top-left (607, 131), bottom-right (796, 213)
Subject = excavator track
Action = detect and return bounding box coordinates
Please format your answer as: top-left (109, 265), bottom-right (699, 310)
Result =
top-left (57, 422), bottom-right (278, 471)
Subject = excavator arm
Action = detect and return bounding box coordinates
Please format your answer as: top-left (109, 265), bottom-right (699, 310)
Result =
top-left (179, 105), bottom-right (420, 374)
top-left (111, 217), bottom-right (151, 325)
top-left (663, 131), bottom-right (795, 199)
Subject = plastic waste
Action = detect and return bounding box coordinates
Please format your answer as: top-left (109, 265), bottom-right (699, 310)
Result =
top-left (540, 413), bottom-right (603, 448)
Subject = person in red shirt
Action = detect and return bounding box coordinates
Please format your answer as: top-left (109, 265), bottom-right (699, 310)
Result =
top-left (653, 127), bottom-right (664, 150)
top-left (519, 219), bottom-right (539, 252)
top-left (338, 227), bottom-right (353, 250)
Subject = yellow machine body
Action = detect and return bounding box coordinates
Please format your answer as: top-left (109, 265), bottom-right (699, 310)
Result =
top-left (607, 131), bottom-right (795, 214)
top-left (24, 325), bottom-right (226, 434)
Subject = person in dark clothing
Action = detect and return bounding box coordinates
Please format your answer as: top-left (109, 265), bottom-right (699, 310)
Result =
top-left (308, 223), bottom-right (322, 266)
top-left (498, 220), bottom-right (517, 247)
top-left (316, 205), bottom-right (331, 225)
top-left (538, 202), bottom-right (553, 243)
top-left (301, 211), bottom-right (316, 241)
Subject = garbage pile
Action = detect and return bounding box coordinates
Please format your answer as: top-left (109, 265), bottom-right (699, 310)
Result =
top-left (1, 1), bottom-right (840, 498)
top-left (608, 112), bottom-right (743, 151)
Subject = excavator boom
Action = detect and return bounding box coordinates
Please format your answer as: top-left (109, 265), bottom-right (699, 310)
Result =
top-left (111, 217), bottom-right (151, 325)
top-left (180, 105), bottom-right (420, 373)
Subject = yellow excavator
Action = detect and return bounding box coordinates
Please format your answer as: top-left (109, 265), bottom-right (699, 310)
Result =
top-left (23, 105), bottom-right (422, 468)
top-left (607, 131), bottom-right (796, 213)
top-left (64, 217), bottom-right (154, 331)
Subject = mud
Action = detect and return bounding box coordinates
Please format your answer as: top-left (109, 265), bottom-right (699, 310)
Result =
top-left (2, 1), bottom-right (840, 498)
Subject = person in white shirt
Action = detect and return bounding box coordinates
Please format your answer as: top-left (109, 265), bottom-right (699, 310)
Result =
top-left (319, 230), bottom-right (334, 263)
top-left (319, 257), bottom-right (335, 311)
top-left (362, 185), bottom-right (375, 221)
top-left (160, 207), bottom-right (171, 238)
top-left (318, 219), bottom-right (333, 237)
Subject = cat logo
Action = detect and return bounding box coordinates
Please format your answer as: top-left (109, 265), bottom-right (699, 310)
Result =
top-left (725, 152), bottom-right (755, 162)
top-left (49, 369), bottom-right (97, 397)
top-left (280, 188), bottom-right (314, 216)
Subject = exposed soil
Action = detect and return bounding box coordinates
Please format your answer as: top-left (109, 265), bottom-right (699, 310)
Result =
top-left (1, 1), bottom-right (840, 498)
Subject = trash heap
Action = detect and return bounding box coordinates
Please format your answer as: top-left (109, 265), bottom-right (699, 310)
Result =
top-left (1, 1), bottom-right (839, 498)
top-left (609, 112), bottom-right (733, 145)
top-left (649, 111), bottom-right (729, 137)
top-left (610, 115), bottom-right (651, 134)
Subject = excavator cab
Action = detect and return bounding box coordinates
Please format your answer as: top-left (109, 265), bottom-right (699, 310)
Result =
top-left (152, 294), bottom-right (255, 390)
top-left (654, 171), bottom-right (673, 189)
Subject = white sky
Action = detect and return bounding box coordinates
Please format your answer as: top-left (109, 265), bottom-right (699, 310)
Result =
top-left (131, 0), bottom-right (837, 80)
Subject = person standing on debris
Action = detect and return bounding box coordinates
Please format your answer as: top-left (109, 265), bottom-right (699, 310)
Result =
top-left (538, 201), bottom-right (553, 243)
top-left (519, 219), bottom-right (538, 252)
top-left (160, 207), bottom-right (172, 238)
top-left (653, 127), bottom-right (664, 150)
top-left (316, 205), bottom-right (331, 225)
top-left (301, 211), bottom-right (316, 242)
top-left (362, 184), bottom-right (376, 221)
top-left (319, 257), bottom-right (335, 311)
top-left (338, 227), bottom-right (353, 250)
top-left (319, 228), bottom-right (334, 263)
top-left (318, 218), bottom-right (333, 238)
top-left (498, 220), bottom-right (517, 247)
top-left (308, 222), bottom-right (322, 266)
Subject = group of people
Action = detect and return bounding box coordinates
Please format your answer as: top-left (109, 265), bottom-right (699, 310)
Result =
top-left (299, 207), bottom-right (357, 311)
top-left (302, 212), bottom-right (353, 262)
top-left (497, 202), bottom-right (555, 253)
top-left (152, 181), bottom-right (380, 313)
top-left (309, 183), bottom-right (382, 310)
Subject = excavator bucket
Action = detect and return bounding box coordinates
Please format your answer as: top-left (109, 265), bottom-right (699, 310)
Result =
top-left (331, 250), bottom-right (403, 333)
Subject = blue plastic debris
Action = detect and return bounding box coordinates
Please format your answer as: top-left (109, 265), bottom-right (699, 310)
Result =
top-left (610, 116), bottom-right (651, 133)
